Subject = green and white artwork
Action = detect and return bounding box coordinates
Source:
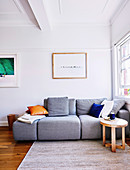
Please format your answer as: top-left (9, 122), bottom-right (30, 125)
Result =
top-left (0, 54), bottom-right (18, 87)
top-left (0, 58), bottom-right (14, 76)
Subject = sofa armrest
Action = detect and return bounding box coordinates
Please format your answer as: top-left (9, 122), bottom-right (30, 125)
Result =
top-left (117, 109), bottom-right (130, 137)
top-left (117, 109), bottom-right (129, 122)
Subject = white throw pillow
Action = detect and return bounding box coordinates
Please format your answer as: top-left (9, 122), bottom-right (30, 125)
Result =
top-left (99, 100), bottom-right (114, 118)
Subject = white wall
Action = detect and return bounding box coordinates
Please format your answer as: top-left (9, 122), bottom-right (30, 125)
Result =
top-left (111, 0), bottom-right (130, 98)
top-left (0, 24), bottom-right (111, 125)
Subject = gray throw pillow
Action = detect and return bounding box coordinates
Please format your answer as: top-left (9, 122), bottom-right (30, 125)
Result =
top-left (48, 97), bottom-right (69, 116)
top-left (76, 98), bottom-right (106, 116)
top-left (44, 98), bottom-right (76, 115)
top-left (112, 99), bottom-right (125, 114)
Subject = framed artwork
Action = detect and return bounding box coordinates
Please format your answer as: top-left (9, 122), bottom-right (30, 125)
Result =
top-left (52, 52), bottom-right (87, 79)
top-left (0, 54), bottom-right (18, 87)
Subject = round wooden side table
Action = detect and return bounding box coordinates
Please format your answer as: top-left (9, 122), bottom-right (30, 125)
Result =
top-left (100, 118), bottom-right (128, 152)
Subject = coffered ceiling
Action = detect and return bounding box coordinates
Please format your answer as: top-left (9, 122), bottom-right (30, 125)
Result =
top-left (45, 0), bottom-right (126, 25)
top-left (0, 0), bottom-right (128, 30)
top-left (0, 0), bottom-right (39, 27)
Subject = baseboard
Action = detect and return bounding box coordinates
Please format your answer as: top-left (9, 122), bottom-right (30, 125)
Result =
top-left (0, 121), bottom-right (8, 126)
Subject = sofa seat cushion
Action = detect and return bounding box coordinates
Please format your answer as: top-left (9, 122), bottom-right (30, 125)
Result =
top-left (13, 120), bottom-right (38, 141)
top-left (38, 115), bottom-right (80, 140)
top-left (79, 115), bottom-right (101, 139)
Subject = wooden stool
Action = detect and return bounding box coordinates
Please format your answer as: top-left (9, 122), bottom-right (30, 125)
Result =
top-left (7, 114), bottom-right (16, 131)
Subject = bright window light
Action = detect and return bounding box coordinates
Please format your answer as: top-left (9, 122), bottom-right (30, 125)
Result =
top-left (115, 32), bottom-right (130, 96)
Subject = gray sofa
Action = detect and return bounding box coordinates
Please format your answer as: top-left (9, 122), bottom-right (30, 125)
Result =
top-left (76, 98), bottom-right (130, 139)
top-left (13, 98), bottom-right (81, 141)
top-left (13, 98), bottom-right (130, 141)
top-left (77, 98), bottom-right (105, 139)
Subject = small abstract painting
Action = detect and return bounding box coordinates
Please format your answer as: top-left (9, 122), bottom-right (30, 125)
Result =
top-left (0, 58), bottom-right (14, 76)
top-left (0, 54), bottom-right (18, 87)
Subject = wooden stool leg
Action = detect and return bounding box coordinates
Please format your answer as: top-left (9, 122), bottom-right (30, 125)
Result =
top-left (111, 127), bottom-right (116, 152)
top-left (122, 127), bottom-right (125, 149)
top-left (103, 125), bottom-right (106, 146)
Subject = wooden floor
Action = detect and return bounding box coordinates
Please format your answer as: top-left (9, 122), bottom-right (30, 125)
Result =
top-left (0, 127), bottom-right (32, 170)
top-left (0, 127), bottom-right (130, 170)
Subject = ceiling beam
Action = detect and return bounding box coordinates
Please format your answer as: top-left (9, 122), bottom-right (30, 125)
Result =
top-left (28, 0), bottom-right (51, 30)
top-left (58, 0), bottom-right (62, 15)
top-left (101, 0), bottom-right (109, 13)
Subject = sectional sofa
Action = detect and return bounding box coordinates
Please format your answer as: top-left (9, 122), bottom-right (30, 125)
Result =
top-left (13, 98), bottom-right (130, 141)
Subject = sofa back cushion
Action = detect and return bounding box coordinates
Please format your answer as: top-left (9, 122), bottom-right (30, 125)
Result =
top-left (76, 98), bottom-right (106, 116)
top-left (69, 99), bottom-right (76, 115)
top-left (44, 98), bottom-right (76, 115)
top-left (44, 99), bottom-right (48, 110)
top-left (112, 99), bottom-right (125, 114)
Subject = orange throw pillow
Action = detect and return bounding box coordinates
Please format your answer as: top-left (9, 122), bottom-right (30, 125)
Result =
top-left (28, 105), bottom-right (48, 116)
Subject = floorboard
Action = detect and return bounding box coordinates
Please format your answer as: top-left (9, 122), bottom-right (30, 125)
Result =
top-left (0, 127), bottom-right (32, 170)
top-left (0, 126), bottom-right (129, 170)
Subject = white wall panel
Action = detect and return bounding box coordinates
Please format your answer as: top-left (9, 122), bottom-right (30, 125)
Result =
top-left (0, 24), bottom-right (111, 123)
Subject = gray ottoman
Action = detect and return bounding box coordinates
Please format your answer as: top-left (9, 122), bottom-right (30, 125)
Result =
top-left (13, 120), bottom-right (38, 141)
top-left (38, 115), bottom-right (80, 140)
top-left (79, 115), bottom-right (101, 139)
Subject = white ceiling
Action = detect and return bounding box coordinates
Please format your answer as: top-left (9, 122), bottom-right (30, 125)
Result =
top-left (0, 0), bottom-right (38, 27)
top-left (45, 0), bottom-right (127, 25)
top-left (0, 0), bottom-right (128, 29)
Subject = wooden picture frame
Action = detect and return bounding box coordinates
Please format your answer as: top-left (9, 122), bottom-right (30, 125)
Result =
top-left (52, 52), bottom-right (87, 79)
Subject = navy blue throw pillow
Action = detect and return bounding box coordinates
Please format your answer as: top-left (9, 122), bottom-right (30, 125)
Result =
top-left (88, 103), bottom-right (104, 118)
